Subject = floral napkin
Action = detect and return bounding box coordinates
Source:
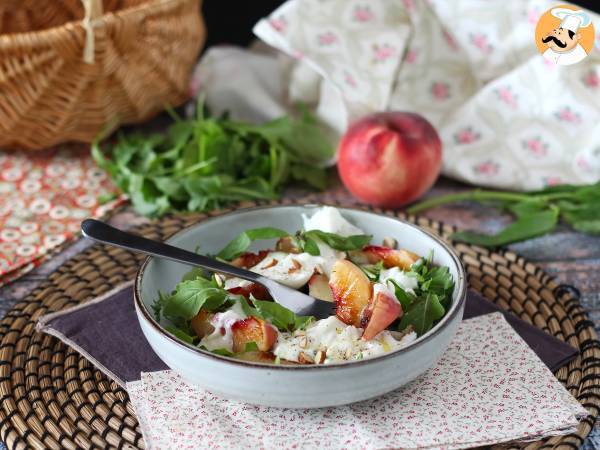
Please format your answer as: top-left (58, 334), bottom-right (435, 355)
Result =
top-left (192, 0), bottom-right (600, 190)
top-left (126, 313), bottom-right (588, 450)
top-left (0, 147), bottom-right (123, 287)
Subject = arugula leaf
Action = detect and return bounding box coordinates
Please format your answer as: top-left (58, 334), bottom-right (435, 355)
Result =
top-left (399, 292), bottom-right (445, 336)
top-left (92, 105), bottom-right (334, 217)
top-left (217, 227), bottom-right (290, 260)
top-left (244, 342), bottom-right (260, 352)
top-left (162, 278), bottom-right (229, 320)
top-left (359, 260), bottom-right (384, 282)
top-left (241, 298), bottom-right (314, 332)
top-left (451, 208), bottom-right (559, 247)
top-left (151, 290), bottom-right (170, 322)
top-left (165, 326), bottom-right (196, 344)
top-left (302, 236), bottom-right (320, 256)
top-left (302, 230), bottom-right (372, 251)
top-left (388, 280), bottom-right (415, 311)
top-left (200, 346), bottom-right (234, 357)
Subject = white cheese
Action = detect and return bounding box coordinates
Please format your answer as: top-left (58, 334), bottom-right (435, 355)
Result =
top-left (249, 252), bottom-right (324, 289)
top-left (372, 281), bottom-right (398, 299)
top-left (273, 316), bottom-right (416, 364)
top-left (379, 267), bottom-right (418, 294)
top-left (302, 206), bottom-right (364, 237)
top-left (223, 277), bottom-right (252, 290)
top-left (199, 301), bottom-right (247, 352)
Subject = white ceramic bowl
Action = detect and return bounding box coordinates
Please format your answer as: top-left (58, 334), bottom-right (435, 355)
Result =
top-left (134, 205), bottom-right (466, 408)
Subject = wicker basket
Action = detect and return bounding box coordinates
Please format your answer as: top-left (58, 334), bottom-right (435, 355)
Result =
top-left (0, 0), bottom-right (205, 151)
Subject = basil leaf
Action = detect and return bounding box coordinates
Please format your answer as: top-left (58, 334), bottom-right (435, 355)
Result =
top-left (218, 227), bottom-right (290, 260)
top-left (399, 292), bottom-right (445, 336)
top-left (241, 298), bottom-right (314, 332)
top-left (450, 208), bottom-right (559, 247)
top-left (165, 325), bottom-right (195, 344)
top-left (162, 278), bottom-right (228, 320)
top-left (303, 230), bottom-right (372, 251)
top-left (303, 237), bottom-right (320, 256)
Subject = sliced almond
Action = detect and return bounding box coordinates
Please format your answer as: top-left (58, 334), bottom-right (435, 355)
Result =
top-left (261, 258), bottom-right (278, 270)
top-left (299, 336), bottom-right (308, 349)
top-left (314, 350), bottom-right (326, 364)
top-left (288, 259), bottom-right (302, 274)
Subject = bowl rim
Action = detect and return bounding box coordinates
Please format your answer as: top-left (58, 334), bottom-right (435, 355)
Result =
top-left (134, 204), bottom-right (467, 371)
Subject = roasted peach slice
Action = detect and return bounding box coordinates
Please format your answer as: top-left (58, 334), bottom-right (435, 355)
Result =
top-left (231, 317), bottom-right (278, 353)
top-left (308, 274), bottom-right (334, 302)
top-left (362, 290), bottom-right (403, 341)
top-left (227, 283), bottom-right (272, 301)
top-left (190, 310), bottom-right (215, 338)
top-left (362, 245), bottom-right (419, 270)
top-left (329, 260), bottom-right (372, 326)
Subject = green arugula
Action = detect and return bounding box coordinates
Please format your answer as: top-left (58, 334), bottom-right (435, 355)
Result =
top-left (217, 227), bottom-right (289, 260)
top-left (92, 102), bottom-right (335, 217)
top-left (390, 255), bottom-right (455, 336)
top-left (161, 278), bottom-right (229, 320)
top-left (240, 297), bottom-right (314, 332)
top-left (300, 230), bottom-right (372, 253)
top-left (165, 326), bottom-right (195, 344)
top-left (407, 182), bottom-right (600, 247)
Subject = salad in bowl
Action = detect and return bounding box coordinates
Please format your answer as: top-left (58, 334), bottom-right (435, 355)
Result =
top-left (151, 206), bottom-right (454, 366)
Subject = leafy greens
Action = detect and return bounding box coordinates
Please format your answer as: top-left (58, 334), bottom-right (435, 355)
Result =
top-left (92, 104), bottom-right (335, 217)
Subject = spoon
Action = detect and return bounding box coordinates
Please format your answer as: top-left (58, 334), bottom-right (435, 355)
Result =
top-left (80, 219), bottom-right (334, 319)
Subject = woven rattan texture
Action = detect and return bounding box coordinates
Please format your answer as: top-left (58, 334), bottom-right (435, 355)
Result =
top-left (0, 0), bottom-right (205, 150)
top-left (0, 199), bottom-right (598, 449)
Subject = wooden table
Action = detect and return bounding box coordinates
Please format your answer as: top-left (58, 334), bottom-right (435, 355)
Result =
top-left (1, 176), bottom-right (599, 449)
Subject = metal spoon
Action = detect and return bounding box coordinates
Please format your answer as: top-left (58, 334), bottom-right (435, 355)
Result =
top-left (80, 219), bottom-right (334, 318)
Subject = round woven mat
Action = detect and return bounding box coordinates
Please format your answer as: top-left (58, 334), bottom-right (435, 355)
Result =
top-left (0, 199), bottom-right (598, 450)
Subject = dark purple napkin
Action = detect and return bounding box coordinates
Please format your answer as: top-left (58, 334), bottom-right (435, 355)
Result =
top-left (37, 285), bottom-right (578, 386)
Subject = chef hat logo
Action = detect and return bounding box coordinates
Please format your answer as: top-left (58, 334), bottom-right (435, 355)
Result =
top-left (534, 4), bottom-right (595, 66)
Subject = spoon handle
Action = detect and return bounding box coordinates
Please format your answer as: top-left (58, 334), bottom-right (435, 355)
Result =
top-left (81, 219), bottom-right (265, 283)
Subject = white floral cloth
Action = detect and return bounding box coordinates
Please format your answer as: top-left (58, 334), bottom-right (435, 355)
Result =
top-left (192, 0), bottom-right (600, 190)
top-left (127, 313), bottom-right (587, 450)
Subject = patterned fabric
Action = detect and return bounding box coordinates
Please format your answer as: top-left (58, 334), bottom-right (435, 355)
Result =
top-left (0, 147), bottom-right (124, 287)
top-left (127, 313), bottom-right (587, 450)
top-left (251, 0), bottom-right (600, 190)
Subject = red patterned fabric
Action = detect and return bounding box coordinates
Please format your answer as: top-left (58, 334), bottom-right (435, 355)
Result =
top-left (0, 147), bottom-right (124, 287)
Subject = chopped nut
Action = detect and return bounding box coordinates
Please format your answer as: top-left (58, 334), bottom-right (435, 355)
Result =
top-left (261, 258), bottom-right (278, 269)
top-left (299, 336), bottom-right (308, 349)
top-left (314, 350), bottom-right (326, 364)
top-left (276, 236), bottom-right (301, 254)
top-left (288, 259), bottom-right (302, 274)
top-left (294, 329), bottom-right (306, 337)
top-left (382, 237), bottom-right (398, 249)
top-left (298, 352), bottom-right (314, 364)
top-left (213, 273), bottom-right (225, 287)
top-left (345, 348), bottom-right (353, 359)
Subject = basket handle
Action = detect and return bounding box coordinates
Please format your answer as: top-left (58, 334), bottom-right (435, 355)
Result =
top-left (81, 0), bottom-right (103, 64)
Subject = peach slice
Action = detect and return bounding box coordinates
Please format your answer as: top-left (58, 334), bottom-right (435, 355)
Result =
top-left (362, 245), bottom-right (419, 270)
top-left (362, 290), bottom-right (403, 341)
top-left (329, 260), bottom-right (372, 326)
top-left (190, 310), bottom-right (215, 338)
top-left (230, 250), bottom-right (270, 268)
top-left (231, 316), bottom-right (278, 353)
top-left (308, 274), bottom-right (334, 302)
top-left (227, 283), bottom-right (272, 302)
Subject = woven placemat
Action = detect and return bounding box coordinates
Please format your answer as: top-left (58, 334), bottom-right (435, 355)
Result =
top-left (0, 198), bottom-right (598, 450)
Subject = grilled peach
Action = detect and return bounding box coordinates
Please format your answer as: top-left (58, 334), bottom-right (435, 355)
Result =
top-left (362, 245), bottom-right (419, 270)
top-left (231, 317), bottom-right (278, 353)
top-left (362, 290), bottom-right (403, 341)
top-left (329, 260), bottom-right (372, 326)
top-left (227, 283), bottom-right (272, 301)
top-left (190, 310), bottom-right (215, 338)
top-left (308, 274), bottom-right (334, 302)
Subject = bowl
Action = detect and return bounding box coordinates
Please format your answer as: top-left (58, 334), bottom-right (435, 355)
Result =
top-left (134, 205), bottom-right (467, 408)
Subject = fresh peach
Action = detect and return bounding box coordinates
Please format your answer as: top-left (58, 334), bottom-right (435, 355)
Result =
top-left (308, 274), bottom-right (334, 302)
top-left (190, 310), bottom-right (215, 338)
top-left (337, 112), bottom-right (442, 207)
top-left (362, 290), bottom-right (403, 341)
top-left (231, 316), bottom-right (278, 353)
top-left (362, 245), bottom-right (420, 270)
top-left (329, 260), bottom-right (372, 326)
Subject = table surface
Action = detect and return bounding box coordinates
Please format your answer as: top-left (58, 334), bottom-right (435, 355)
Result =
top-left (1, 176), bottom-right (599, 449)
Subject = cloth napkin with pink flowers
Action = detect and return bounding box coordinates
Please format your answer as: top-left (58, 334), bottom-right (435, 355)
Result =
top-left (126, 313), bottom-right (588, 450)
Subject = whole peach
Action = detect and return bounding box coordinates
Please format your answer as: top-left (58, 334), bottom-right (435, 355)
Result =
top-left (337, 112), bottom-right (442, 207)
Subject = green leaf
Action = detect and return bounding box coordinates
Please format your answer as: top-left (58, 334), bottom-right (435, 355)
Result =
top-left (450, 208), bottom-right (559, 247)
top-left (162, 278), bottom-right (228, 320)
top-left (388, 280), bottom-right (415, 311)
top-left (243, 342), bottom-right (259, 352)
top-left (165, 325), bottom-right (195, 344)
top-left (399, 292), bottom-right (445, 336)
top-left (302, 230), bottom-right (372, 252)
top-left (303, 237), bottom-right (320, 256)
top-left (217, 227), bottom-right (290, 260)
top-left (151, 290), bottom-right (169, 322)
top-left (200, 346), bottom-right (234, 357)
top-left (241, 298), bottom-right (314, 332)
